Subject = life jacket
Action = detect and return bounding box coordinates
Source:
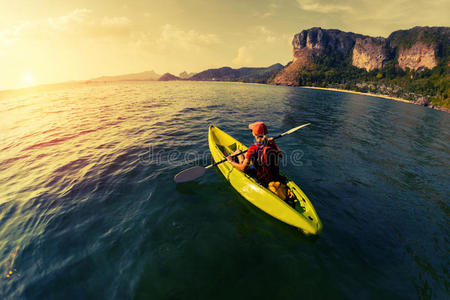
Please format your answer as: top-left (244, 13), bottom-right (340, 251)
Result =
top-left (253, 142), bottom-right (280, 185)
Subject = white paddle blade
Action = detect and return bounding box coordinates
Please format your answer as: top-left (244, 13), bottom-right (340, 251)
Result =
top-left (174, 166), bottom-right (206, 183)
top-left (282, 123), bottom-right (311, 136)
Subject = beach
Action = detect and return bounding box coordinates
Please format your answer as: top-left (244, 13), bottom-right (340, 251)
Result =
top-left (300, 86), bottom-right (450, 113)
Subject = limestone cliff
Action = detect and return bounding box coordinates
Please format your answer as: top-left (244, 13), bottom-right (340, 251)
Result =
top-left (396, 42), bottom-right (437, 71)
top-left (352, 37), bottom-right (391, 71)
top-left (273, 26), bottom-right (449, 86)
top-left (292, 27), bottom-right (363, 58)
top-left (388, 27), bottom-right (449, 71)
top-left (274, 28), bottom-right (365, 85)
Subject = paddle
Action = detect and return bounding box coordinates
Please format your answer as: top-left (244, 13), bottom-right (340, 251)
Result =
top-left (173, 123), bottom-right (311, 183)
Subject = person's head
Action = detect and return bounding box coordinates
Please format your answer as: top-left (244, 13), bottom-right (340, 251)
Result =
top-left (249, 122), bottom-right (268, 143)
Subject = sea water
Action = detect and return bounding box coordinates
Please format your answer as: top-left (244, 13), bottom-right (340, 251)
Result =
top-left (0, 81), bottom-right (448, 299)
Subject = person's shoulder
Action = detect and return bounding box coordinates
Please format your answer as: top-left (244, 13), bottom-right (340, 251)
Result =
top-left (248, 144), bottom-right (258, 154)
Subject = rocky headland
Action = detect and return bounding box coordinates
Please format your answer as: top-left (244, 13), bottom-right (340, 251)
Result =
top-left (272, 26), bottom-right (449, 109)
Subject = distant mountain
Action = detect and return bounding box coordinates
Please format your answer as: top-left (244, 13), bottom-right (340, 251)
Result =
top-left (158, 73), bottom-right (181, 81)
top-left (189, 64), bottom-right (284, 83)
top-left (179, 71), bottom-right (196, 79)
top-left (88, 70), bottom-right (161, 82)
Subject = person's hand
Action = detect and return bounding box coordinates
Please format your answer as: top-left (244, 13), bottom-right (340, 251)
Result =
top-left (268, 137), bottom-right (275, 144)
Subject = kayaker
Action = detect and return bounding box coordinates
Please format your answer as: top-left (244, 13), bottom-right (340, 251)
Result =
top-left (226, 122), bottom-right (296, 206)
top-left (227, 121), bottom-right (282, 185)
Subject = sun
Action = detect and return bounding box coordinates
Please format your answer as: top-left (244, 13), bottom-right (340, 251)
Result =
top-left (23, 73), bottom-right (33, 84)
top-left (21, 72), bottom-right (35, 87)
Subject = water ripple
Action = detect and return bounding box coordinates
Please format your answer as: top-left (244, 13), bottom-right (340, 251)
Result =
top-left (0, 81), bottom-right (448, 299)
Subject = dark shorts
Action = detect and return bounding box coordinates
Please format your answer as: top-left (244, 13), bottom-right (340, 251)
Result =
top-left (245, 167), bottom-right (257, 179)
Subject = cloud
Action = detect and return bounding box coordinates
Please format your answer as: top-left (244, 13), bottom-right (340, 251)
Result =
top-left (47, 9), bottom-right (132, 37)
top-left (101, 16), bottom-right (131, 27)
top-left (296, 0), bottom-right (352, 13)
top-left (0, 8), bottom-right (133, 44)
top-left (295, 0), bottom-right (449, 33)
top-left (0, 10), bottom-right (224, 74)
top-left (270, 3), bottom-right (279, 8)
top-left (156, 24), bottom-right (221, 52)
top-left (260, 11), bottom-right (275, 18)
top-left (0, 22), bottom-right (33, 46)
top-left (232, 46), bottom-right (254, 65)
top-left (256, 26), bottom-right (277, 43)
top-left (48, 8), bottom-right (91, 27)
top-left (253, 1), bottom-right (279, 18)
top-left (353, 0), bottom-right (447, 23)
top-left (254, 26), bottom-right (294, 45)
top-left (230, 25), bottom-right (293, 67)
top-left (336, 0), bottom-right (448, 36)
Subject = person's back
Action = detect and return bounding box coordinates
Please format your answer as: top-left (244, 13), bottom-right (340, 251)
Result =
top-left (258, 143), bottom-right (281, 184)
top-left (227, 121), bottom-right (295, 205)
top-left (248, 138), bottom-right (280, 185)
top-left (227, 122), bottom-right (281, 185)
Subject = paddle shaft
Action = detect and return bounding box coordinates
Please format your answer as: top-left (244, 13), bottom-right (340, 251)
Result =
top-left (173, 123), bottom-right (310, 183)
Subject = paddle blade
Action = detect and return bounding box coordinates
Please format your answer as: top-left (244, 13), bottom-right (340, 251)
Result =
top-left (281, 123), bottom-right (311, 136)
top-left (174, 166), bottom-right (206, 183)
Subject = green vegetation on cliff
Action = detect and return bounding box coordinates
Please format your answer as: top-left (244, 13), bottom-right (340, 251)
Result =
top-left (284, 48), bottom-right (449, 108)
top-left (389, 27), bottom-right (450, 55)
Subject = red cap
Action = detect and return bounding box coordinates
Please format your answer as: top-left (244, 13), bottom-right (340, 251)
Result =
top-left (248, 122), bottom-right (268, 136)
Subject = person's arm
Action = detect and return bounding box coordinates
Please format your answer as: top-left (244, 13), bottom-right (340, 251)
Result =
top-left (268, 138), bottom-right (282, 156)
top-left (227, 156), bottom-right (249, 171)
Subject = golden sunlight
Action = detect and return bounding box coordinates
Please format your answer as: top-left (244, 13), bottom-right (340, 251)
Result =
top-left (22, 72), bottom-right (34, 86)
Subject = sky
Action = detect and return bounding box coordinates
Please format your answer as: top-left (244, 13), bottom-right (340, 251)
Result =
top-left (0, 0), bottom-right (449, 90)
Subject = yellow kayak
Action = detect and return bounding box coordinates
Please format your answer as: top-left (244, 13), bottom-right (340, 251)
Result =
top-left (208, 125), bottom-right (322, 235)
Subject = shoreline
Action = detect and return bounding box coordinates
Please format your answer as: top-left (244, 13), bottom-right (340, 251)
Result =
top-left (1, 80), bottom-right (448, 113)
top-left (299, 86), bottom-right (450, 113)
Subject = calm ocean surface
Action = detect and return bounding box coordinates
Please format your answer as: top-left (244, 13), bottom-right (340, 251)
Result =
top-left (0, 81), bottom-right (449, 299)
